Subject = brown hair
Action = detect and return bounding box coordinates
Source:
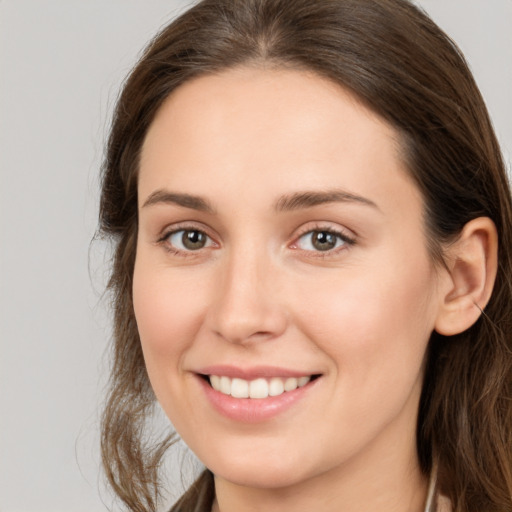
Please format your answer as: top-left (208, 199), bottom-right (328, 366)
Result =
top-left (99, 1), bottom-right (512, 511)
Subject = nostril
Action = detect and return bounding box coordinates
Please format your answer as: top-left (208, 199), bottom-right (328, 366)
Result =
top-left (251, 330), bottom-right (276, 339)
top-left (212, 326), bottom-right (280, 345)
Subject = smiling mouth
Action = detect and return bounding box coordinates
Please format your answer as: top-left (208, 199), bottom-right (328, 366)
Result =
top-left (203, 374), bottom-right (320, 399)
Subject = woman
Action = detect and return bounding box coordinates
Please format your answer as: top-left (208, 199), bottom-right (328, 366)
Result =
top-left (99, 1), bottom-right (512, 511)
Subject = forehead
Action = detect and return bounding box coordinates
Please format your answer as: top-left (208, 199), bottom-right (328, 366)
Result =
top-left (138, 67), bottom-right (419, 218)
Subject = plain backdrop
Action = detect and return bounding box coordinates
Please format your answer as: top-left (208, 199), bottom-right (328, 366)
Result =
top-left (0, 1), bottom-right (510, 511)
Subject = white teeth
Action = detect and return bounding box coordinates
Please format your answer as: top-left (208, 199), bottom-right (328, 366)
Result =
top-left (210, 375), bottom-right (221, 390)
top-left (298, 376), bottom-right (310, 387)
top-left (284, 377), bottom-right (298, 392)
top-left (268, 377), bottom-right (285, 396)
top-left (219, 376), bottom-right (231, 395)
top-left (231, 378), bottom-right (249, 398)
top-left (208, 375), bottom-right (312, 399)
top-left (249, 378), bottom-right (268, 399)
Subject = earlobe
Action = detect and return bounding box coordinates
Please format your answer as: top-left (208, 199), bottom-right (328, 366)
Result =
top-left (434, 217), bottom-right (498, 336)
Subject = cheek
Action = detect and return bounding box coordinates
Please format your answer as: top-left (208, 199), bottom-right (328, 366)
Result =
top-left (132, 261), bottom-right (207, 367)
top-left (132, 259), bottom-right (213, 424)
top-left (293, 250), bottom-right (437, 390)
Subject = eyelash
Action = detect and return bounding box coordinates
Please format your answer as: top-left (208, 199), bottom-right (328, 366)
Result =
top-left (291, 225), bottom-right (356, 257)
top-left (157, 223), bottom-right (217, 257)
top-left (156, 223), bottom-right (356, 258)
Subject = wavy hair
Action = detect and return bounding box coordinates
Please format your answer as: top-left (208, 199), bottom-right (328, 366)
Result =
top-left (99, 1), bottom-right (512, 510)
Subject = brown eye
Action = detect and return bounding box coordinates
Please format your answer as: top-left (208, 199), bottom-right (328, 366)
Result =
top-left (167, 229), bottom-right (212, 251)
top-left (182, 230), bottom-right (207, 250)
top-left (312, 231), bottom-right (337, 251)
top-left (295, 229), bottom-right (353, 253)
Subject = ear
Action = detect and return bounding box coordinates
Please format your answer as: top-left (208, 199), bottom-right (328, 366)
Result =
top-left (435, 217), bottom-right (498, 336)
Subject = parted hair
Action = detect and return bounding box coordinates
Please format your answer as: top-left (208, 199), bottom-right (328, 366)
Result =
top-left (99, 1), bottom-right (512, 511)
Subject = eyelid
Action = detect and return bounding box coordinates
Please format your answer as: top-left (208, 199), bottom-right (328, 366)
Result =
top-left (289, 223), bottom-right (356, 254)
top-left (156, 222), bottom-right (219, 254)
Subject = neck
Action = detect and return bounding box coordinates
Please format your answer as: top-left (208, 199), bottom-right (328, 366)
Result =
top-left (212, 434), bottom-right (429, 512)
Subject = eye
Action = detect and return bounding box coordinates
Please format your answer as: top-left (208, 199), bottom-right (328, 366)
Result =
top-left (166, 229), bottom-right (214, 251)
top-left (294, 229), bottom-right (353, 252)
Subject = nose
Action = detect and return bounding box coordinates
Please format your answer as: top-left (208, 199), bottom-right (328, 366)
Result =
top-left (207, 246), bottom-right (288, 345)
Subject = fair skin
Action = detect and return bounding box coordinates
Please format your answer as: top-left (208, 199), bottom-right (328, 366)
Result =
top-left (133, 67), bottom-right (497, 512)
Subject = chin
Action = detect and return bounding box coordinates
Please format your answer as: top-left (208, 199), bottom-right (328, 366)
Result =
top-left (203, 448), bottom-right (317, 490)
top-left (214, 465), bottom-right (308, 490)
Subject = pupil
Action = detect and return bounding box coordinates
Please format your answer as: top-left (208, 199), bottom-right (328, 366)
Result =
top-left (182, 230), bottom-right (206, 250)
top-left (313, 231), bottom-right (336, 251)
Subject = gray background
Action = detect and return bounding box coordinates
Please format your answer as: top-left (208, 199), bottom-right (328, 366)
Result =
top-left (0, 1), bottom-right (510, 511)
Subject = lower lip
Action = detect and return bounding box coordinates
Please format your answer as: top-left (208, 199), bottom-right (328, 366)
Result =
top-left (198, 376), bottom-right (319, 423)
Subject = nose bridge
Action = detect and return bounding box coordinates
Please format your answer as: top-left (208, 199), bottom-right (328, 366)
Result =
top-left (208, 239), bottom-right (287, 344)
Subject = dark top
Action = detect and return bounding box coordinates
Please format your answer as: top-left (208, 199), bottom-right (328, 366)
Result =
top-left (168, 467), bottom-right (451, 512)
top-left (170, 470), bottom-right (215, 512)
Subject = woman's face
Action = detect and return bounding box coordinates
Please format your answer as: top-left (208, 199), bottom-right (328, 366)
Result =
top-left (134, 68), bottom-right (445, 489)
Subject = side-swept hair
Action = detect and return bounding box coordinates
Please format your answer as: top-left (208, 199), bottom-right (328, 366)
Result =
top-left (99, 1), bottom-right (512, 510)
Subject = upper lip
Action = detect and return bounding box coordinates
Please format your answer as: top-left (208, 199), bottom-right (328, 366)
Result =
top-left (196, 365), bottom-right (320, 380)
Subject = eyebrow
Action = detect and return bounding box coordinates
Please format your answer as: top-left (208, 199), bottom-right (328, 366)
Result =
top-left (141, 188), bottom-right (379, 214)
top-left (141, 190), bottom-right (216, 213)
top-left (274, 189), bottom-right (380, 212)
